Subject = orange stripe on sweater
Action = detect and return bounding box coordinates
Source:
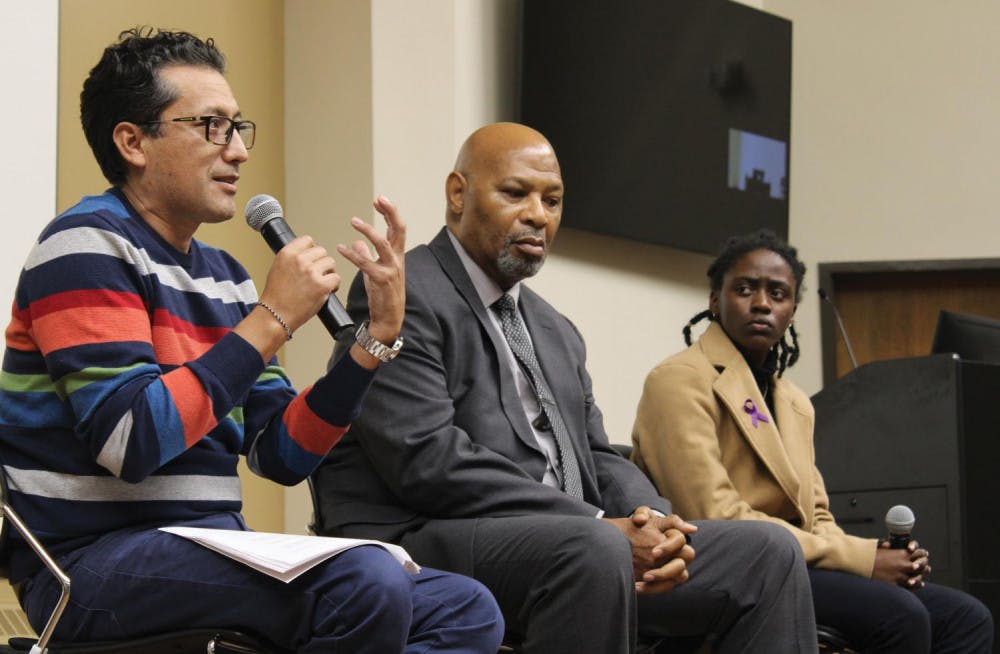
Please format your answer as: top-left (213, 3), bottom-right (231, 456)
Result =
top-left (151, 324), bottom-right (232, 365)
top-left (5, 312), bottom-right (39, 351)
top-left (284, 389), bottom-right (346, 455)
top-left (32, 306), bottom-right (152, 353)
top-left (162, 367), bottom-right (217, 448)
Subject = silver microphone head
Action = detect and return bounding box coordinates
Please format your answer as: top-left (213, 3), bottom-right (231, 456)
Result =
top-left (885, 504), bottom-right (916, 535)
top-left (245, 194), bottom-right (283, 232)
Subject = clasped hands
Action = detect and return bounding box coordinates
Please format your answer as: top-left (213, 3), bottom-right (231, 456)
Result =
top-left (873, 539), bottom-right (931, 590)
top-left (604, 508), bottom-right (697, 595)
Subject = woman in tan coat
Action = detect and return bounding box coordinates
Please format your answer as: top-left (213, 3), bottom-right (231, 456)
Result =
top-left (631, 230), bottom-right (992, 653)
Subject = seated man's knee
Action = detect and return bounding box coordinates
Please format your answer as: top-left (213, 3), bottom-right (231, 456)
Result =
top-left (576, 518), bottom-right (635, 580)
top-left (319, 545), bottom-right (415, 622)
top-left (740, 520), bottom-right (804, 568)
top-left (446, 571), bottom-right (504, 621)
top-left (548, 517), bottom-right (633, 585)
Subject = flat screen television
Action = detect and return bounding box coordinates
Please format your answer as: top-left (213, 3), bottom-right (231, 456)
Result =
top-left (931, 310), bottom-right (1000, 364)
top-left (519, 0), bottom-right (792, 255)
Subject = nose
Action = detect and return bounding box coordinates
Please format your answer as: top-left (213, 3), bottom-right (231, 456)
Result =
top-left (521, 193), bottom-right (548, 228)
top-left (751, 288), bottom-right (771, 312)
top-left (223, 130), bottom-right (250, 163)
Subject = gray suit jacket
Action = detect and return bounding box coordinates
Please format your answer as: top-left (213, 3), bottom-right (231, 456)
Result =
top-left (314, 228), bottom-right (670, 573)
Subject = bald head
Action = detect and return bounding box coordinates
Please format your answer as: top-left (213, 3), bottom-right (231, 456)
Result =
top-left (445, 122), bottom-right (564, 289)
top-left (455, 122), bottom-right (557, 174)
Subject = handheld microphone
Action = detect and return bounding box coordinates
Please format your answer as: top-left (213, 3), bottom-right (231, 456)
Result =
top-left (245, 194), bottom-right (355, 342)
top-left (885, 504), bottom-right (915, 549)
top-left (817, 288), bottom-right (859, 370)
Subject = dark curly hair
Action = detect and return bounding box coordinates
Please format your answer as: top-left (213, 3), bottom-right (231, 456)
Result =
top-left (80, 27), bottom-right (226, 186)
top-left (683, 229), bottom-right (806, 376)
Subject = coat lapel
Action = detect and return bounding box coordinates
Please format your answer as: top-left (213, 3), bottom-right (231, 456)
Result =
top-left (771, 378), bottom-right (816, 522)
top-left (700, 323), bottom-right (804, 518)
top-left (427, 230), bottom-right (543, 455)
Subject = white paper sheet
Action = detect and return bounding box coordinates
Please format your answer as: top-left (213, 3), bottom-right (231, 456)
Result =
top-left (160, 526), bottom-right (420, 583)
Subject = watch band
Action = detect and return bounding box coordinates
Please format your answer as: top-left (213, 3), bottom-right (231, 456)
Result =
top-left (354, 320), bottom-right (404, 362)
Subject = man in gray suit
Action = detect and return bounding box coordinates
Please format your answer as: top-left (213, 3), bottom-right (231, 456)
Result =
top-left (316, 123), bottom-right (817, 653)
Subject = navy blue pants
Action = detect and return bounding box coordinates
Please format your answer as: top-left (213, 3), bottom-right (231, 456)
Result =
top-left (810, 568), bottom-right (993, 653)
top-left (19, 513), bottom-right (503, 653)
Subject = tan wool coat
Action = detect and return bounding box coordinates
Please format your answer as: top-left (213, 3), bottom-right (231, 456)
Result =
top-left (631, 321), bottom-right (876, 578)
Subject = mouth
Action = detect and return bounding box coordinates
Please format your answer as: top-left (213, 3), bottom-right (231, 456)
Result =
top-left (213, 173), bottom-right (240, 193)
top-left (512, 235), bottom-right (546, 258)
top-left (747, 319), bottom-right (773, 333)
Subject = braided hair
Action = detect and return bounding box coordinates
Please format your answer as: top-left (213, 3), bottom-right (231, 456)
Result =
top-left (683, 229), bottom-right (805, 377)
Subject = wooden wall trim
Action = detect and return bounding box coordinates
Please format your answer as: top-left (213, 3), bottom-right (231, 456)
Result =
top-left (818, 258), bottom-right (1000, 387)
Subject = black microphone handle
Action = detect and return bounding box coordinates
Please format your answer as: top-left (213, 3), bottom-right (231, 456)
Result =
top-left (318, 295), bottom-right (356, 342)
top-left (260, 218), bottom-right (296, 253)
top-left (259, 218), bottom-right (355, 342)
top-left (887, 533), bottom-right (911, 549)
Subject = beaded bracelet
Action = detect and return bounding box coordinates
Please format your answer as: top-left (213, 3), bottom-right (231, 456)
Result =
top-left (256, 301), bottom-right (293, 341)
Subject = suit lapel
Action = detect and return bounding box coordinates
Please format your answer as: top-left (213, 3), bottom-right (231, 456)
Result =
top-left (519, 290), bottom-right (572, 411)
top-left (519, 291), bottom-right (592, 458)
top-left (701, 324), bottom-right (804, 516)
top-left (427, 230), bottom-right (543, 455)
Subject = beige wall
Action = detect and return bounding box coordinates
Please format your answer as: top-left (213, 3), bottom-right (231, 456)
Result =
top-left (282, 0), bottom-right (376, 533)
top-left (763, 0), bottom-right (1000, 393)
top-left (0, 0), bottom-right (59, 619)
top-left (281, 0), bottom-right (373, 398)
top-left (1, 0), bottom-right (58, 323)
top-left (57, 0), bottom-right (287, 532)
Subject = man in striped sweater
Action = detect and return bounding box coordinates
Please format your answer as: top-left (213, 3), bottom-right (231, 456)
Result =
top-left (0, 27), bottom-right (502, 653)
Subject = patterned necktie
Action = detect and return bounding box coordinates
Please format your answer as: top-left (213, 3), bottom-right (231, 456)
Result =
top-left (492, 294), bottom-right (584, 499)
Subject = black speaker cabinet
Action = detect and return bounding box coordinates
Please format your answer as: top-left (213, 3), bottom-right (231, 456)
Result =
top-left (812, 354), bottom-right (1000, 644)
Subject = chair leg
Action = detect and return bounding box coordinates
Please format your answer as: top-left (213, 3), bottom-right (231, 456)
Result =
top-left (2, 503), bottom-right (71, 653)
top-left (817, 623), bottom-right (855, 653)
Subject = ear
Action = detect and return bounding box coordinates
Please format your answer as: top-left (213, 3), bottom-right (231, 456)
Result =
top-left (445, 171), bottom-right (466, 218)
top-left (709, 290), bottom-right (720, 317)
top-left (112, 122), bottom-right (148, 171)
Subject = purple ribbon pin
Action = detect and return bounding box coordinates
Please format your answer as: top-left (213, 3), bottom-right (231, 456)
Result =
top-left (743, 399), bottom-right (770, 428)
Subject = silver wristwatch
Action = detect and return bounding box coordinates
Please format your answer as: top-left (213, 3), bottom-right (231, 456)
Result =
top-left (354, 320), bottom-right (404, 362)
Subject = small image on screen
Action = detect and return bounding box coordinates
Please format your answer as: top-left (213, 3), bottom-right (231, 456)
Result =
top-left (728, 129), bottom-right (787, 200)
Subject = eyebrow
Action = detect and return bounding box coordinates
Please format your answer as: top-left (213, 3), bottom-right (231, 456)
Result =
top-left (200, 106), bottom-right (243, 119)
top-left (500, 176), bottom-right (564, 192)
top-left (732, 275), bottom-right (791, 287)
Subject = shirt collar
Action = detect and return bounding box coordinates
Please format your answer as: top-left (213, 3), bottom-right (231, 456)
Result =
top-left (446, 229), bottom-right (521, 309)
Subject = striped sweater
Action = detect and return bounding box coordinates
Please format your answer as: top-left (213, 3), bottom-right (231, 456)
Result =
top-left (0, 189), bottom-right (373, 582)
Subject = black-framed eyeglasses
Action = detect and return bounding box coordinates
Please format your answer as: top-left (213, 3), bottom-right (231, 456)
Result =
top-left (141, 115), bottom-right (256, 149)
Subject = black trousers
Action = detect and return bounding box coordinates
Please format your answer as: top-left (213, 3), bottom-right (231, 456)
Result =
top-left (809, 568), bottom-right (993, 653)
top-left (403, 516), bottom-right (817, 654)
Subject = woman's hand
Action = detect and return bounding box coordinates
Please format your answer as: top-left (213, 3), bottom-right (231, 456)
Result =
top-left (872, 539), bottom-right (930, 590)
